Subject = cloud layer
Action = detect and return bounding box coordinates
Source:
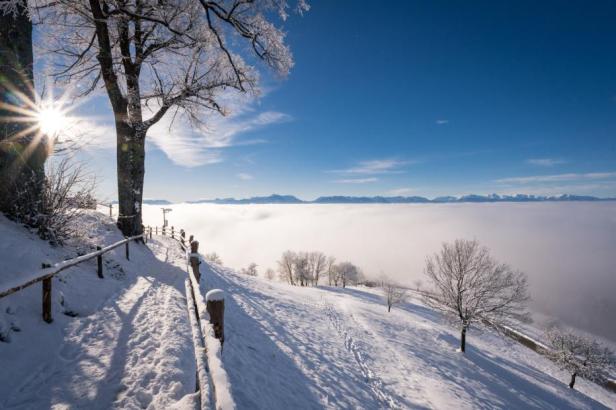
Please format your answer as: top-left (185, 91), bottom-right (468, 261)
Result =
top-left (143, 202), bottom-right (616, 342)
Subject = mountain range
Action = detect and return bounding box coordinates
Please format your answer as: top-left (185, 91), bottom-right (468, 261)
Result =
top-left (175, 193), bottom-right (615, 205)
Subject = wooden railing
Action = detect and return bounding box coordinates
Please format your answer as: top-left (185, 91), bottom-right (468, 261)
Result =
top-left (147, 224), bottom-right (234, 409)
top-left (0, 234), bottom-right (144, 323)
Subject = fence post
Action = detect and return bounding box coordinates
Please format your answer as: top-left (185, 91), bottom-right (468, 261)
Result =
top-left (206, 289), bottom-right (225, 347)
top-left (109, 204), bottom-right (112, 218)
top-left (155, 226), bottom-right (158, 235)
top-left (180, 229), bottom-right (185, 246)
top-left (190, 240), bottom-right (201, 283)
top-left (42, 263), bottom-right (52, 323)
top-left (97, 246), bottom-right (103, 278)
top-left (162, 225), bottom-right (166, 236)
top-left (171, 226), bottom-right (175, 239)
top-left (125, 240), bottom-right (130, 260)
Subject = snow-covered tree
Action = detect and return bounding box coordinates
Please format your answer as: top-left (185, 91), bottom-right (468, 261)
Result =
top-left (0, 1), bottom-right (48, 222)
top-left (294, 252), bottom-right (310, 286)
top-left (336, 261), bottom-right (361, 288)
top-left (307, 251), bottom-right (326, 286)
top-left (326, 255), bottom-right (337, 286)
top-left (424, 239), bottom-right (529, 353)
top-left (546, 328), bottom-right (614, 389)
top-left (382, 278), bottom-right (407, 312)
top-left (278, 250), bottom-right (296, 285)
top-left (35, 0), bottom-right (308, 236)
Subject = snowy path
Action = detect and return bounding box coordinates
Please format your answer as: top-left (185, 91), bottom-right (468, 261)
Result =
top-left (1, 237), bottom-right (197, 410)
top-left (199, 262), bottom-right (615, 409)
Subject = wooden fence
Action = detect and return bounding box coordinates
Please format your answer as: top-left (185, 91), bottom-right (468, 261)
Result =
top-left (0, 234), bottom-right (144, 323)
top-left (147, 224), bottom-right (234, 409)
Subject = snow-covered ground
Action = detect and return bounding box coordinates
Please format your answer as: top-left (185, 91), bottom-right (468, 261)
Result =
top-left (198, 261), bottom-right (616, 409)
top-left (2, 211), bottom-right (615, 409)
top-left (0, 213), bottom-right (198, 409)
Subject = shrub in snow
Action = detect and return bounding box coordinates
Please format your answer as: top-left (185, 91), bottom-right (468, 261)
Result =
top-left (424, 239), bottom-right (530, 353)
top-left (10, 158), bottom-right (97, 245)
top-left (241, 263), bottom-right (258, 276)
top-left (546, 328), bottom-right (614, 389)
top-left (204, 252), bottom-right (222, 265)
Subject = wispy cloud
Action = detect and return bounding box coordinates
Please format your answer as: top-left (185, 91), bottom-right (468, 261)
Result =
top-left (435, 119), bottom-right (449, 125)
top-left (329, 159), bottom-right (410, 175)
top-left (332, 177), bottom-right (378, 184)
top-left (496, 172), bottom-right (616, 184)
top-left (148, 107), bottom-right (290, 167)
top-left (69, 90), bottom-right (290, 168)
top-left (387, 187), bottom-right (415, 196)
top-left (526, 158), bottom-right (566, 167)
top-left (237, 173), bottom-right (254, 180)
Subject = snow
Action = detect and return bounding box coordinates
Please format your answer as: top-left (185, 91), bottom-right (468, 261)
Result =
top-left (206, 289), bottom-right (225, 302)
top-left (185, 279), bottom-right (212, 410)
top-left (187, 263), bottom-right (235, 410)
top-left (0, 213), bottom-right (197, 409)
top-left (196, 261), bottom-right (616, 409)
top-left (2, 209), bottom-right (615, 409)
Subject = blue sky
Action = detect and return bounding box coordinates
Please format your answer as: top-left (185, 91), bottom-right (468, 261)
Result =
top-left (51, 0), bottom-right (616, 201)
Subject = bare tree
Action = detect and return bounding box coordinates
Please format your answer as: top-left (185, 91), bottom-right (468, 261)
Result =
top-left (36, 0), bottom-right (308, 236)
top-left (546, 328), bottom-right (614, 389)
top-left (326, 255), bottom-right (337, 286)
top-left (294, 252), bottom-right (310, 286)
top-left (382, 278), bottom-right (407, 312)
top-left (413, 279), bottom-right (423, 292)
top-left (278, 250), bottom-right (296, 285)
top-left (424, 239), bottom-right (529, 353)
top-left (204, 252), bottom-right (222, 265)
top-left (307, 251), bottom-right (326, 286)
top-left (264, 268), bottom-right (275, 281)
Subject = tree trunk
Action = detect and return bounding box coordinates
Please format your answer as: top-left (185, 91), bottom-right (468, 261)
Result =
top-left (115, 121), bottom-right (144, 236)
top-left (388, 305), bottom-right (391, 313)
top-left (0, 2), bottom-right (46, 218)
top-left (460, 326), bottom-right (467, 353)
top-left (569, 372), bottom-right (576, 389)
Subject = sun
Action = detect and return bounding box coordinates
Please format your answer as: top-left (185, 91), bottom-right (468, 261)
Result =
top-left (37, 106), bottom-right (69, 136)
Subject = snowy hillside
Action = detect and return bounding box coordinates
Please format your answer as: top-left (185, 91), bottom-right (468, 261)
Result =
top-left (198, 262), bottom-right (616, 409)
top-left (1, 211), bottom-right (615, 409)
top-left (0, 213), bottom-right (198, 409)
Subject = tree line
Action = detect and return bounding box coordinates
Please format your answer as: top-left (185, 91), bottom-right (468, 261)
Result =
top-left (276, 251), bottom-right (363, 288)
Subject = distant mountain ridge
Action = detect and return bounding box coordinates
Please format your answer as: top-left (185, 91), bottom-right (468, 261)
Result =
top-left (182, 193), bottom-right (615, 205)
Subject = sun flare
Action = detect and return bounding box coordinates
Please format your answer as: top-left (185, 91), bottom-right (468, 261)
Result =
top-left (37, 106), bottom-right (69, 136)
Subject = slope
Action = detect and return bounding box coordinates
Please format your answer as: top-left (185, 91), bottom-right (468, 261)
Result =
top-left (199, 261), bottom-right (616, 409)
top-left (0, 213), bottom-right (197, 409)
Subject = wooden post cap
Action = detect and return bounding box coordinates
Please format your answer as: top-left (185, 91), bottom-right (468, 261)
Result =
top-left (205, 289), bottom-right (224, 302)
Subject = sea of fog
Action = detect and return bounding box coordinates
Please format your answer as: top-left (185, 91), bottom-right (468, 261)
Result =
top-left (142, 202), bottom-right (616, 342)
